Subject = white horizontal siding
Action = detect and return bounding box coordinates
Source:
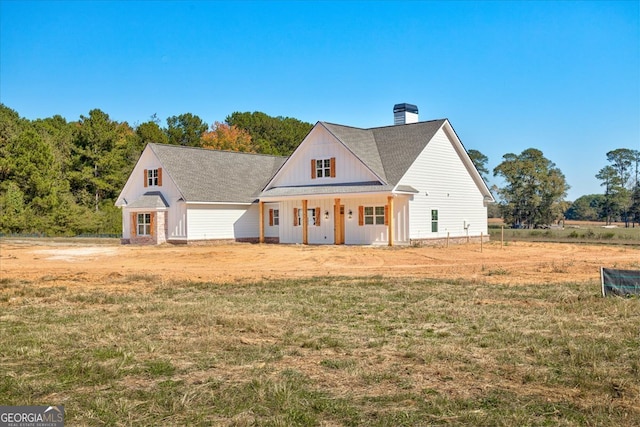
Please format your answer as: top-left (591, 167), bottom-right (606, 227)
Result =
top-left (186, 204), bottom-right (256, 240)
top-left (398, 127), bottom-right (488, 240)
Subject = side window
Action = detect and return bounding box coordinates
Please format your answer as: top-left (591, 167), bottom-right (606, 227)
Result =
top-left (273, 209), bottom-right (279, 226)
top-left (431, 209), bottom-right (438, 233)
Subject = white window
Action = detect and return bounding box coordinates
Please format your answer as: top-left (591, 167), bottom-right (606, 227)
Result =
top-left (307, 208), bottom-right (317, 226)
top-left (137, 213), bottom-right (151, 235)
top-left (364, 206), bottom-right (385, 225)
top-left (316, 159), bottom-right (331, 178)
top-left (273, 209), bottom-right (279, 226)
top-left (147, 169), bottom-right (158, 186)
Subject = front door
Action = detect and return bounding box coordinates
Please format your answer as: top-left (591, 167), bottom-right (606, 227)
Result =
top-left (335, 205), bottom-right (345, 244)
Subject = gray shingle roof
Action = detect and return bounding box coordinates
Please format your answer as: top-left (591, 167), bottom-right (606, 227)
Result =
top-left (127, 191), bottom-right (169, 209)
top-left (149, 144), bottom-right (287, 203)
top-left (322, 119), bottom-right (447, 185)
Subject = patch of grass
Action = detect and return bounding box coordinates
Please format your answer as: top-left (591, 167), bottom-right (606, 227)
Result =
top-left (491, 225), bottom-right (640, 244)
top-left (486, 267), bottom-right (509, 276)
top-left (0, 276), bottom-right (638, 425)
top-left (144, 359), bottom-right (176, 377)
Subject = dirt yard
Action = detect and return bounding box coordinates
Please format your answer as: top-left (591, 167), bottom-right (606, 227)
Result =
top-left (1, 239), bottom-right (638, 290)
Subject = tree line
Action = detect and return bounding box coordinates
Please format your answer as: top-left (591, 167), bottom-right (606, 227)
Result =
top-left (490, 148), bottom-right (640, 227)
top-left (0, 103), bottom-right (637, 236)
top-left (0, 105), bottom-right (312, 235)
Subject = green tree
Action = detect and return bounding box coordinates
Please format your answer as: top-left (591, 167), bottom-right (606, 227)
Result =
top-left (564, 194), bottom-right (605, 221)
top-left (603, 148), bottom-right (637, 226)
top-left (226, 111), bottom-right (312, 155)
top-left (0, 127), bottom-right (68, 233)
top-left (0, 181), bottom-right (29, 233)
top-left (467, 149), bottom-right (489, 181)
top-left (596, 165), bottom-right (624, 224)
top-left (70, 109), bottom-right (138, 219)
top-left (493, 148), bottom-right (569, 228)
top-left (166, 113), bottom-right (207, 147)
top-left (137, 116), bottom-right (169, 146)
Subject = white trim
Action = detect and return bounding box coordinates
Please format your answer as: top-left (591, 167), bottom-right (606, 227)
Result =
top-left (441, 120), bottom-right (494, 202)
top-left (185, 201), bottom-right (254, 206)
top-left (260, 190), bottom-right (395, 202)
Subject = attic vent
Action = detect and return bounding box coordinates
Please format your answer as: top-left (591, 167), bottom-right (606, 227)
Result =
top-left (393, 103), bottom-right (419, 125)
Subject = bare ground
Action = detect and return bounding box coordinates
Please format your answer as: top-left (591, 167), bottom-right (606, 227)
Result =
top-left (1, 239), bottom-right (638, 290)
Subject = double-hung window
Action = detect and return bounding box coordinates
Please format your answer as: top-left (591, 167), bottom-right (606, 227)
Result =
top-left (311, 158), bottom-right (335, 179)
top-left (316, 159), bottom-right (331, 178)
top-left (137, 213), bottom-right (151, 236)
top-left (144, 168), bottom-right (162, 187)
top-left (307, 208), bottom-right (317, 226)
top-left (364, 206), bottom-right (386, 225)
top-left (148, 169), bottom-right (158, 186)
top-left (273, 209), bottom-right (279, 226)
top-left (293, 207), bottom-right (320, 226)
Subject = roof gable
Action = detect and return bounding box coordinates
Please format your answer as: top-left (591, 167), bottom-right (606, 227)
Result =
top-left (320, 119), bottom-right (447, 185)
top-left (371, 120), bottom-right (446, 185)
top-left (320, 123), bottom-right (386, 181)
top-left (149, 143), bottom-right (286, 203)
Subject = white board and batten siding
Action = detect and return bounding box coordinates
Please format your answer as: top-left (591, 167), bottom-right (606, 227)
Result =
top-left (269, 125), bottom-right (380, 188)
top-left (263, 202), bottom-right (280, 239)
top-left (277, 196), bottom-right (411, 245)
top-left (398, 127), bottom-right (488, 240)
top-left (343, 195), bottom-right (411, 246)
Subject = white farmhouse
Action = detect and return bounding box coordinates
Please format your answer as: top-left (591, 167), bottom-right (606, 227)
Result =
top-left (116, 104), bottom-right (494, 245)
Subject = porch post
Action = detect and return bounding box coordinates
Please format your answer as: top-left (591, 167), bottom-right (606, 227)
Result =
top-left (334, 198), bottom-right (340, 244)
top-left (387, 195), bottom-right (394, 247)
top-left (259, 201), bottom-right (265, 243)
top-left (302, 199), bottom-right (308, 245)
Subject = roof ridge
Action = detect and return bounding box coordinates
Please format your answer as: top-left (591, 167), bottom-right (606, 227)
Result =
top-left (321, 119), bottom-right (448, 131)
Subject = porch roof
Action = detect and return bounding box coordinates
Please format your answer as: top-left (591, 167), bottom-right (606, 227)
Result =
top-left (126, 191), bottom-right (169, 209)
top-left (259, 182), bottom-right (417, 200)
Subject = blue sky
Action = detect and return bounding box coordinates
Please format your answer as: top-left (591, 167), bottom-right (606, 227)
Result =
top-left (1, 0), bottom-right (638, 200)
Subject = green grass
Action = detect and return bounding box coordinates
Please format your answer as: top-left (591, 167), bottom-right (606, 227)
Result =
top-left (489, 224), bottom-right (640, 244)
top-left (1, 276), bottom-right (639, 426)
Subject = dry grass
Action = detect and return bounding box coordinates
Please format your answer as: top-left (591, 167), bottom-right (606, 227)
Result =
top-left (1, 274), bottom-right (639, 426)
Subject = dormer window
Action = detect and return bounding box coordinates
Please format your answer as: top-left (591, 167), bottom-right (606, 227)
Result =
top-left (311, 158), bottom-right (336, 179)
top-left (144, 168), bottom-right (162, 187)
